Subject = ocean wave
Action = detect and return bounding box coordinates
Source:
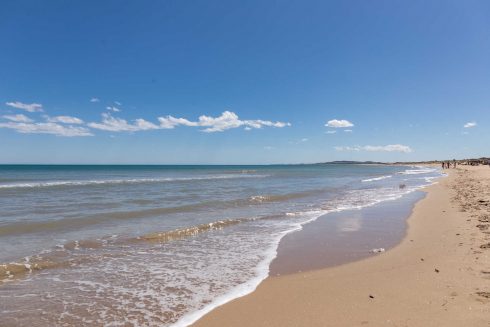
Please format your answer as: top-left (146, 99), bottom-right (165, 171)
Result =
top-left (0, 190), bottom-right (319, 236)
top-left (248, 190), bottom-right (318, 203)
top-left (398, 168), bottom-right (436, 175)
top-left (0, 259), bottom-right (68, 282)
top-left (0, 218), bottom-right (252, 283)
top-left (361, 175), bottom-right (392, 182)
top-left (0, 174), bottom-right (268, 190)
top-left (137, 219), bottom-right (246, 243)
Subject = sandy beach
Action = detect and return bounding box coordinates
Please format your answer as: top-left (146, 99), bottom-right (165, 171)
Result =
top-left (194, 165), bottom-right (490, 327)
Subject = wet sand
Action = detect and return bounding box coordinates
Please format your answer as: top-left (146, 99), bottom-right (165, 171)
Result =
top-left (194, 165), bottom-right (490, 326)
top-left (270, 191), bottom-right (425, 275)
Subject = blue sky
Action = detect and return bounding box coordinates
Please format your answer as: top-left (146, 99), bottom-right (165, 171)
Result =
top-left (1, 0), bottom-right (489, 164)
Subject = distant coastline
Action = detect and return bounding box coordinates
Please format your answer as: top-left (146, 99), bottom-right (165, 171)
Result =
top-left (1, 157), bottom-right (488, 167)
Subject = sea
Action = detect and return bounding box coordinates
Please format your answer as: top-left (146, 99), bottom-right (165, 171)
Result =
top-left (0, 164), bottom-right (443, 326)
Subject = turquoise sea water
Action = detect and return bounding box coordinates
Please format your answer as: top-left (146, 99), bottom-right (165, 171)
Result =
top-left (0, 164), bottom-right (442, 326)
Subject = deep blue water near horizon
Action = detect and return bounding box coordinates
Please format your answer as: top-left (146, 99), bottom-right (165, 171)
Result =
top-left (0, 164), bottom-right (443, 326)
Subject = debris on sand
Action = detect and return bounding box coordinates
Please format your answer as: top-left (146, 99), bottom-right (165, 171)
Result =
top-left (476, 224), bottom-right (489, 231)
top-left (476, 292), bottom-right (490, 299)
top-left (370, 248), bottom-right (385, 253)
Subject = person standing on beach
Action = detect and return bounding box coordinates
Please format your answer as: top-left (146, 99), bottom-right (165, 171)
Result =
top-left (442, 162), bottom-right (445, 169)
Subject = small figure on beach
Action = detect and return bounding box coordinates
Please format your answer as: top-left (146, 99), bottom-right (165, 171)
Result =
top-left (442, 162), bottom-right (445, 169)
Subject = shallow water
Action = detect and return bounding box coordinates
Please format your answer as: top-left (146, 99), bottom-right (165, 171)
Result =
top-left (0, 164), bottom-right (443, 326)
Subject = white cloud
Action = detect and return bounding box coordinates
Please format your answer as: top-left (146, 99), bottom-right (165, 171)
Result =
top-left (198, 111), bottom-right (245, 132)
top-left (93, 111), bottom-right (289, 133)
top-left (463, 121), bottom-right (477, 128)
top-left (344, 129), bottom-right (353, 133)
top-left (2, 107), bottom-right (290, 137)
top-left (0, 122), bottom-right (92, 137)
top-left (334, 144), bottom-right (413, 153)
top-left (114, 101), bottom-right (122, 106)
top-left (158, 116), bottom-right (198, 129)
top-left (106, 106), bottom-right (121, 112)
top-left (2, 114), bottom-right (33, 123)
top-left (326, 130), bottom-right (337, 134)
top-left (90, 97), bottom-right (100, 103)
top-left (47, 116), bottom-right (84, 124)
top-left (325, 119), bottom-right (354, 128)
top-left (264, 146), bottom-right (274, 150)
top-left (290, 138), bottom-right (309, 145)
top-left (88, 113), bottom-right (159, 132)
top-left (157, 111), bottom-right (290, 133)
top-left (334, 146), bottom-right (360, 152)
top-left (6, 101), bottom-right (43, 112)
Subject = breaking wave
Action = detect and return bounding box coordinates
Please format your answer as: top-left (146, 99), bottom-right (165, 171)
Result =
top-left (0, 174), bottom-right (268, 190)
top-left (362, 175), bottom-right (392, 182)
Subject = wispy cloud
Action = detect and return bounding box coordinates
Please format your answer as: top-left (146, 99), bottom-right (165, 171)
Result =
top-left (6, 101), bottom-right (43, 112)
top-left (2, 114), bottom-right (33, 123)
top-left (114, 101), bottom-right (122, 106)
top-left (344, 129), bottom-right (353, 133)
top-left (325, 119), bottom-right (354, 128)
top-left (47, 116), bottom-right (84, 124)
top-left (106, 106), bottom-right (121, 112)
top-left (335, 144), bottom-right (413, 153)
top-left (2, 102), bottom-right (290, 137)
top-left (88, 113), bottom-right (159, 132)
top-left (0, 121), bottom-right (93, 137)
top-left (463, 121), bottom-right (477, 128)
top-left (90, 97), bottom-right (100, 103)
top-left (289, 138), bottom-right (309, 145)
top-left (158, 116), bottom-right (198, 129)
top-left (325, 130), bottom-right (337, 134)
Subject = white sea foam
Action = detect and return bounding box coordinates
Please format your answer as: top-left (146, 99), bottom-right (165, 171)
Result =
top-left (173, 209), bottom-right (324, 327)
top-left (362, 175), bottom-right (392, 182)
top-left (398, 168), bottom-right (436, 175)
top-left (249, 195), bottom-right (269, 203)
top-left (0, 174), bottom-right (268, 189)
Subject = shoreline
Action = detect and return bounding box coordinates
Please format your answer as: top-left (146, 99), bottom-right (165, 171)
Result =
top-left (269, 190), bottom-right (426, 276)
top-left (176, 174), bottom-right (429, 326)
top-left (193, 166), bottom-right (490, 326)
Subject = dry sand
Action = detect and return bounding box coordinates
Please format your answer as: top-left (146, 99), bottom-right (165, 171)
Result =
top-left (194, 165), bottom-right (490, 326)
